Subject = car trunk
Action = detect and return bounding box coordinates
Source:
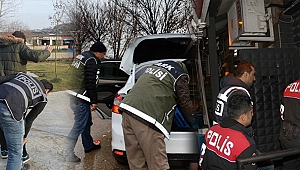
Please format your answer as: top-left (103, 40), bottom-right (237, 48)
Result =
top-left (120, 33), bottom-right (210, 132)
top-left (120, 34), bottom-right (197, 74)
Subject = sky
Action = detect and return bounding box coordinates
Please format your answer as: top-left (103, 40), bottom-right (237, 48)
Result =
top-left (6, 0), bottom-right (56, 29)
top-left (2, 0), bottom-right (104, 30)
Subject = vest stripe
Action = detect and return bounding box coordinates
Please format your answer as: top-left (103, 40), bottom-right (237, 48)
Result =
top-left (219, 86), bottom-right (251, 102)
top-left (120, 103), bottom-right (170, 139)
top-left (4, 82), bottom-right (28, 109)
top-left (66, 90), bottom-right (91, 102)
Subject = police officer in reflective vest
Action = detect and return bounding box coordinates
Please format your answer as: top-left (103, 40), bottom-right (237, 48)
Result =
top-left (0, 73), bottom-right (52, 170)
top-left (66, 42), bottom-right (107, 162)
top-left (120, 60), bottom-right (194, 170)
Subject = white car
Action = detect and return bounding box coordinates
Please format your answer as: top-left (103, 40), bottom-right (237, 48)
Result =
top-left (111, 34), bottom-right (205, 167)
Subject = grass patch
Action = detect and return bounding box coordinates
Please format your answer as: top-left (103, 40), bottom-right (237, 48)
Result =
top-left (27, 60), bottom-right (73, 92)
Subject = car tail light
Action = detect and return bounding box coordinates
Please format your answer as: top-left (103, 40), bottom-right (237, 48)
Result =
top-left (112, 94), bottom-right (123, 114)
top-left (113, 149), bottom-right (125, 156)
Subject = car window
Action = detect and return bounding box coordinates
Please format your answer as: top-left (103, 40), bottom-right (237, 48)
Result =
top-left (99, 62), bottom-right (128, 81)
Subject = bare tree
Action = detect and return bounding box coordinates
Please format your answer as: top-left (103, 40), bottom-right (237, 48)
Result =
top-left (105, 0), bottom-right (134, 59)
top-left (64, 0), bottom-right (134, 59)
top-left (0, 0), bottom-right (23, 29)
top-left (113, 0), bottom-right (191, 36)
top-left (49, 0), bottom-right (66, 79)
top-left (0, 0), bottom-right (23, 18)
top-left (64, 0), bottom-right (191, 59)
top-left (65, 0), bottom-right (110, 55)
top-left (1, 20), bottom-right (28, 32)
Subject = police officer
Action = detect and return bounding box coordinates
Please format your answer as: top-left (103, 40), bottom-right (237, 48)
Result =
top-left (200, 94), bottom-right (256, 170)
top-left (279, 79), bottom-right (300, 170)
top-left (66, 41), bottom-right (107, 162)
top-left (119, 60), bottom-right (194, 170)
top-left (0, 73), bottom-right (52, 170)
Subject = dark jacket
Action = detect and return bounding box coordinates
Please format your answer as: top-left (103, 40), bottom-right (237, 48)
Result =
top-left (119, 61), bottom-right (194, 139)
top-left (0, 73), bottom-right (48, 121)
top-left (279, 79), bottom-right (300, 145)
top-left (201, 117), bottom-right (257, 170)
top-left (219, 74), bottom-right (251, 91)
top-left (0, 36), bottom-right (51, 76)
top-left (214, 74), bottom-right (252, 124)
top-left (68, 51), bottom-right (101, 104)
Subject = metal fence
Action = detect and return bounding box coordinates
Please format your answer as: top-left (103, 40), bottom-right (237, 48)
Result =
top-left (237, 147), bottom-right (300, 170)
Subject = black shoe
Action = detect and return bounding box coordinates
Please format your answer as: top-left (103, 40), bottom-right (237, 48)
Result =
top-left (66, 153), bottom-right (81, 162)
top-left (84, 144), bottom-right (101, 153)
top-left (22, 154), bottom-right (31, 163)
top-left (1, 150), bottom-right (8, 159)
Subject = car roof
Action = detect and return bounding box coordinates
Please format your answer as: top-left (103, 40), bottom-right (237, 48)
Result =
top-left (120, 33), bottom-right (197, 75)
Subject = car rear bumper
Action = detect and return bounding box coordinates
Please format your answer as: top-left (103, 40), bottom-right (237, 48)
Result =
top-left (112, 113), bottom-right (200, 163)
top-left (111, 113), bottom-right (126, 151)
top-left (165, 131), bottom-right (199, 154)
top-left (112, 150), bottom-right (199, 165)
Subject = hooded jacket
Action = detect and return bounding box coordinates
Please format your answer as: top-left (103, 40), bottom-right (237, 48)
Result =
top-left (200, 117), bottom-right (257, 170)
top-left (0, 36), bottom-right (51, 76)
top-left (119, 61), bottom-right (194, 139)
top-left (214, 74), bottom-right (252, 125)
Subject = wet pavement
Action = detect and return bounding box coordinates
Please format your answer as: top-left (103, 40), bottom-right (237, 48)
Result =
top-left (0, 90), bottom-right (191, 170)
top-left (0, 91), bottom-right (130, 170)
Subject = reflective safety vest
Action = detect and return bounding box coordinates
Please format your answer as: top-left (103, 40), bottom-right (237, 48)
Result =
top-left (67, 51), bottom-right (100, 103)
top-left (120, 60), bottom-right (188, 139)
top-left (214, 86), bottom-right (252, 125)
top-left (0, 73), bottom-right (47, 121)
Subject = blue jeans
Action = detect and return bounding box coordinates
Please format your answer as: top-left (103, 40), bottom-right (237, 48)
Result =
top-left (0, 102), bottom-right (24, 170)
top-left (67, 99), bottom-right (94, 151)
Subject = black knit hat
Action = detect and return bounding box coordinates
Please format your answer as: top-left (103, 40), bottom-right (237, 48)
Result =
top-left (90, 42), bottom-right (107, 52)
top-left (12, 31), bottom-right (26, 43)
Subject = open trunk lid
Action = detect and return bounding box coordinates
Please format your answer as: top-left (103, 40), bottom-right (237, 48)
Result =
top-left (120, 33), bottom-right (197, 75)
